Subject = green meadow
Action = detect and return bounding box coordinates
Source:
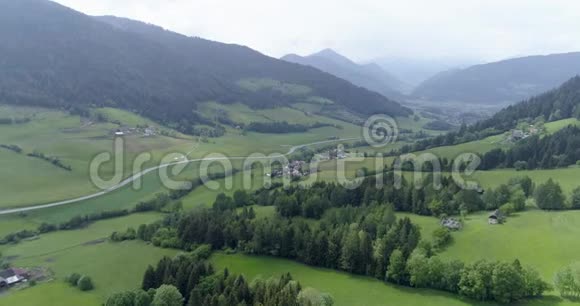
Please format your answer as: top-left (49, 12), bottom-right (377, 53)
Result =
top-left (472, 167), bottom-right (580, 194)
top-left (0, 282), bottom-right (101, 306)
top-left (211, 252), bottom-right (479, 306)
top-left (440, 209), bottom-right (580, 282)
top-left (0, 105), bottom-right (196, 208)
top-left (0, 103), bottom-right (366, 209)
top-left (0, 213), bottom-right (178, 301)
top-left (211, 252), bottom-right (575, 306)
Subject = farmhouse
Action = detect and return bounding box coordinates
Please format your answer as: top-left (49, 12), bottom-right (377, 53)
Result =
top-left (488, 210), bottom-right (504, 225)
top-left (0, 268), bottom-right (27, 286)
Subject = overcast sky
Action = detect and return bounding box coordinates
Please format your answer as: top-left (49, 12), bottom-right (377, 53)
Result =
top-left (53, 0), bottom-right (580, 63)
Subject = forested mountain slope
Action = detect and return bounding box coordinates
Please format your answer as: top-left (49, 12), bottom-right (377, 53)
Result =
top-left (413, 53), bottom-right (580, 104)
top-left (281, 49), bottom-right (408, 98)
top-left (0, 0), bottom-right (411, 132)
top-left (470, 76), bottom-right (580, 132)
top-left (400, 76), bottom-right (580, 153)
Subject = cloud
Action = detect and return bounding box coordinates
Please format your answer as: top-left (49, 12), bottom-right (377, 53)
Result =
top-left (52, 0), bottom-right (580, 62)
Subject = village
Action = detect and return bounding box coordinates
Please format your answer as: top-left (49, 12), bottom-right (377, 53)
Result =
top-left (113, 125), bottom-right (159, 137)
top-left (268, 146), bottom-right (349, 179)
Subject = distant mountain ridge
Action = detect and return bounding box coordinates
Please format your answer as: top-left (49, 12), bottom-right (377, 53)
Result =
top-left (281, 49), bottom-right (408, 99)
top-left (413, 52), bottom-right (580, 104)
top-left (398, 76), bottom-right (580, 154)
top-left (0, 0), bottom-right (411, 134)
top-left (372, 57), bottom-right (476, 88)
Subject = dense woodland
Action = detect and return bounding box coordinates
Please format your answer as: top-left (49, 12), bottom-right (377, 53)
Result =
top-left (245, 122), bottom-right (309, 134)
top-left (480, 126), bottom-right (580, 170)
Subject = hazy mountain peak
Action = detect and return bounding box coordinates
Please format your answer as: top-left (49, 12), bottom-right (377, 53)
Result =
top-left (281, 49), bottom-right (408, 98)
top-left (413, 52), bottom-right (580, 104)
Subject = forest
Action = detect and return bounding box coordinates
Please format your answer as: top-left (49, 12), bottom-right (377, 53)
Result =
top-left (480, 125), bottom-right (580, 170)
top-left (106, 174), bottom-right (558, 304)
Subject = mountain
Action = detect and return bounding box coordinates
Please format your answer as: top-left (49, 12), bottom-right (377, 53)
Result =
top-left (0, 0), bottom-right (411, 133)
top-left (281, 49), bottom-right (408, 99)
top-left (413, 53), bottom-right (580, 104)
top-left (372, 57), bottom-right (475, 87)
top-left (401, 76), bottom-right (580, 154)
top-left (470, 76), bottom-right (580, 132)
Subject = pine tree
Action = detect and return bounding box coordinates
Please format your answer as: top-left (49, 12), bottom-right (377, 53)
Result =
top-left (141, 265), bottom-right (159, 291)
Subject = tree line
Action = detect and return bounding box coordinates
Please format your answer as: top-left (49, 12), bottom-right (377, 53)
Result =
top-left (118, 192), bottom-right (548, 303)
top-left (106, 246), bottom-right (334, 306)
top-left (244, 121), bottom-right (336, 134)
top-left (26, 150), bottom-right (72, 171)
top-left (480, 125), bottom-right (580, 170)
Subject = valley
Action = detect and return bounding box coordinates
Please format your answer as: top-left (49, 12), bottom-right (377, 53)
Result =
top-left (2, 1), bottom-right (580, 306)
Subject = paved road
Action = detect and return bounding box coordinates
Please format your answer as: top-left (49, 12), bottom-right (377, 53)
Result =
top-left (0, 138), bottom-right (360, 215)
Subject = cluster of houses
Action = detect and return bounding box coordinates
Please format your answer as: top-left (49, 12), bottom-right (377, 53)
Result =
top-left (317, 147), bottom-right (348, 161)
top-left (508, 125), bottom-right (540, 142)
top-left (441, 218), bottom-right (462, 230)
top-left (268, 160), bottom-right (310, 178)
top-left (0, 268), bottom-right (28, 289)
top-left (440, 209), bottom-right (505, 230)
top-left (113, 126), bottom-right (158, 137)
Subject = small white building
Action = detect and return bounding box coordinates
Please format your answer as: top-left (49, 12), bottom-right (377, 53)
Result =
top-left (0, 268), bottom-right (26, 286)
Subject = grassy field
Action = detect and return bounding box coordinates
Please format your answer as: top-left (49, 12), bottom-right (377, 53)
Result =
top-left (0, 213), bottom-right (178, 301)
top-left (439, 209), bottom-right (580, 283)
top-left (211, 252), bottom-right (574, 306)
top-left (0, 281), bottom-right (101, 306)
top-left (0, 212), bottom-right (164, 255)
top-left (544, 118), bottom-right (580, 134)
top-left (211, 253), bottom-right (480, 306)
top-left (472, 167), bottom-right (580, 194)
top-left (0, 160), bottom-right (231, 236)
top-left (0, 104), bottom-right (196, 208)
top-left (0, 103), bottom-right (366, 209)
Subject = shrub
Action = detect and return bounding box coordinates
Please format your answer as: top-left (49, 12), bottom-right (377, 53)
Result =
top-left (432, 228), bottom-right (452, 249)
top-left (66, 273), bottom-right (81, 286)
top-left (77, 276), bottom-right (94, 291)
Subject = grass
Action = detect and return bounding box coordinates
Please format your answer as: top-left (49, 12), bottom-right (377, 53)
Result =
top-left (0, 213), bottom-right (178, 300)
top-left (0, 281), bottom-right (102, 306)
top-left (0, 102), bottom-right (366, 210)
top-left (211, 252), bottom-right (576, 306)
top-left (439, 209), bottom-right (580, 283)
top-left (211, 253), bottom-right (578, 306)
top-left (0, 212), bottom-right (164, 256)
top-left (472, 167), bottom-right (580, 195)
top-left (0, 104), bottom-right (195, 208)
top-left (544, 118), bottom-right (580, 134)
top-left (180, 169), bottom-right (278, 210)
top-left (211, 252), bottom-right (478, 306)
top-left (11, 241), bottom-right (179, 298)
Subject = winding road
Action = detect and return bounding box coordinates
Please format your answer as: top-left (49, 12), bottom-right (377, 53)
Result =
top-left (0, 138), bottom-right (360, 216)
